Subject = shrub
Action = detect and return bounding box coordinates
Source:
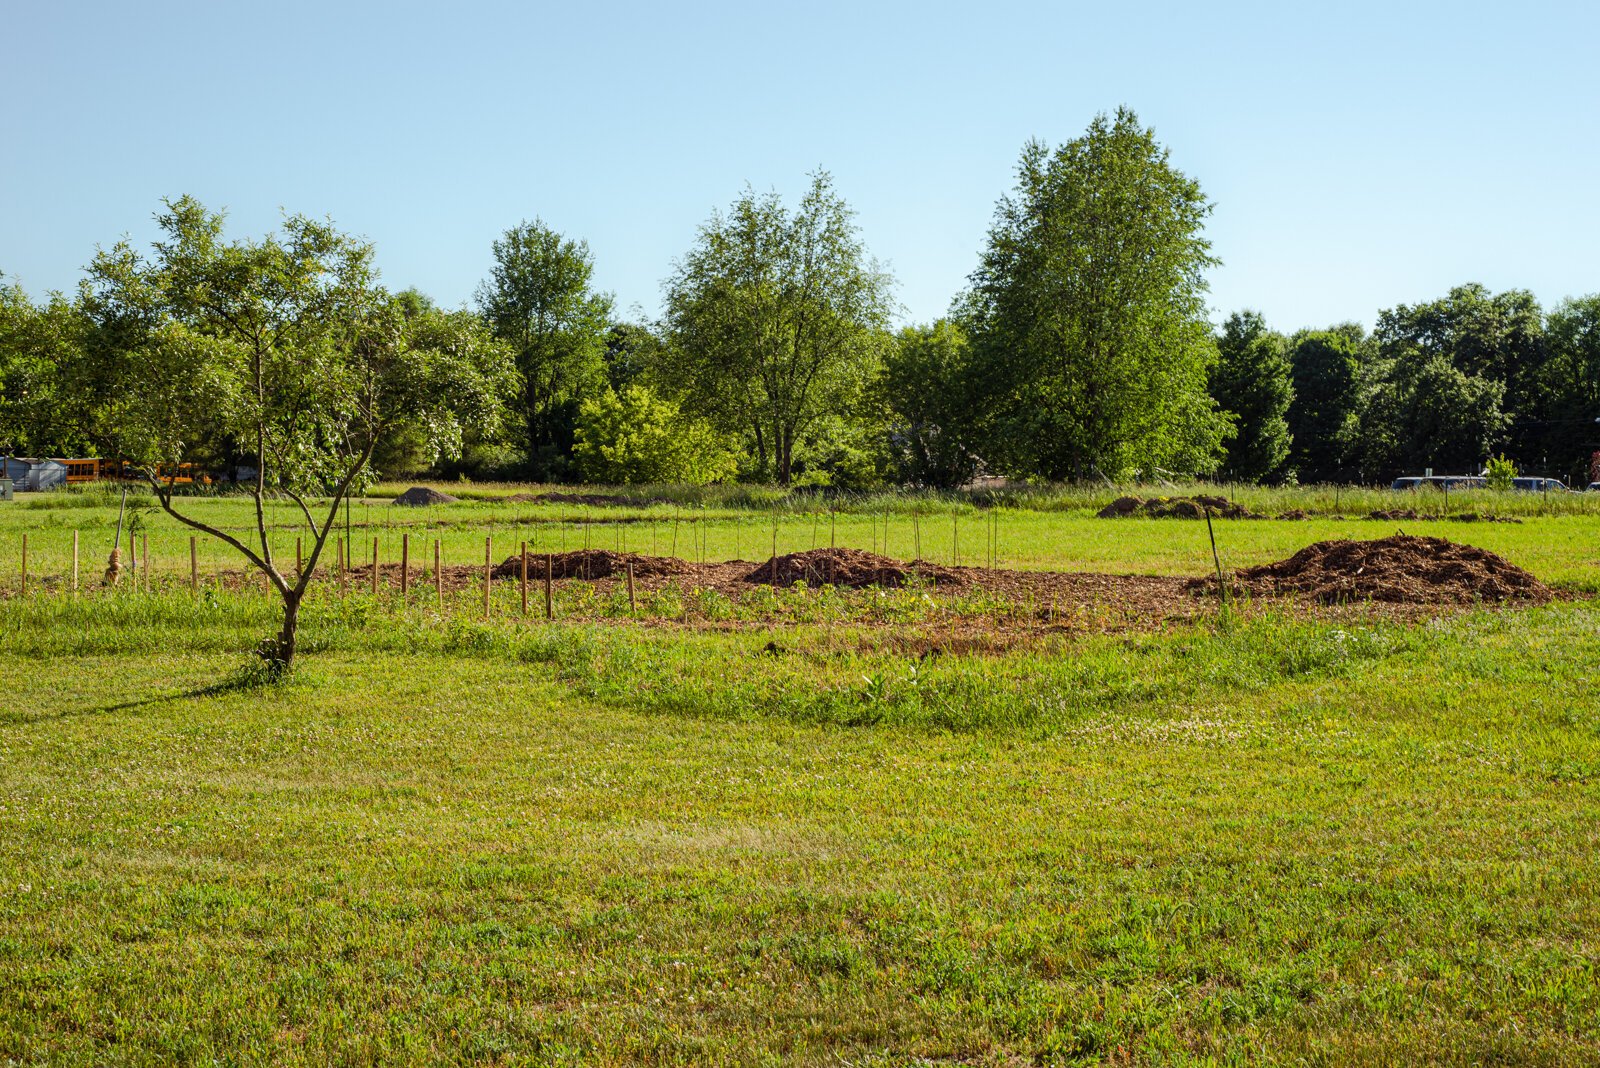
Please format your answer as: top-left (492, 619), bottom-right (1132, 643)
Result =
top-left (573, 385), bottom-right (736, 485)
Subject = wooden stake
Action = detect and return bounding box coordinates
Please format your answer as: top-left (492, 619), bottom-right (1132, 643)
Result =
top-left (401, 533), bottom-right (410, 596)
top-left (626, 558), bottom-right (636, 615)
top-left (371, 536), bottom-right (379, 595)
top-left (483, 535), bottom-right (492, 618)
top-left (520, 540), bottom-right (529, 616)
top-left (190, 535), bottom-right (198, 592)
top-left (544, 553), bottom-right (553, 619)
top-left (951, 515), bottom-right (957, 567)
top-left (1204, 506), bottom-right (1227, 604)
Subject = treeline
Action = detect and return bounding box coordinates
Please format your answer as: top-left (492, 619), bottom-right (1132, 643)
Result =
top-left (3, 107), bottom-right (1598, 489)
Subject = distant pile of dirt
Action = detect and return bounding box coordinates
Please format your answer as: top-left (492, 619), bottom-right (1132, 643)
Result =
top-left (1367, 509), bottom-right (1521, 524)
top-left (1098, 495), bottom-right (1254, 519)
top-left (505, 491), bottom-right (670, 507)
top-left (1200, 535), bottom-right (1550, 605)
top-left (493, 549), bottom-right (690, 581)
top-left (743, 547), bottom-right (966, 589)
top-left (392, 486), bottom-right (458, 507)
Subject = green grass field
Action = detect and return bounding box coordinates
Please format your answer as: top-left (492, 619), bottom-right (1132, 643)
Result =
top-left (2, 485), bottom-right (1598, 1064)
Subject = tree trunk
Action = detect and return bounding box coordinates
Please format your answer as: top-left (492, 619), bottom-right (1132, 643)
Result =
top-left (776, 426), bottom-right (793, 486)
top-left (260, 588), bottom-right (302, 676)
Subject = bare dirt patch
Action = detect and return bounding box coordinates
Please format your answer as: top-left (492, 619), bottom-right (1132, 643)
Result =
top-left (1192, 534), bottom-right (1551, 605)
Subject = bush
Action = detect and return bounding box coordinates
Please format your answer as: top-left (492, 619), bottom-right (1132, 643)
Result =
top-left (573, 385), bottom-right (736, 485)
top-left (1485, 453), bottom-right (1517, 491)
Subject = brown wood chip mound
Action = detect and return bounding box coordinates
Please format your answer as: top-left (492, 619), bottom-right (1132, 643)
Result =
top-left (505, 491), bottom-right (673, 507)
top-left (392, 487), bottom-right (459, 506)
top-left (1098, 495), bottom-right (1254, 519)
top-left (742, 547), bottom-right (966, 588)
top-left (1195, 534), bottom-right (1551, 605)
top-left (493, 549), bottom-right (690, 580)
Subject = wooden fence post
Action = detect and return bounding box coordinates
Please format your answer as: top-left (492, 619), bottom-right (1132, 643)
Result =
top-left (483, 535), bottom-right (492, 618)
top-left (520, 540), bottom-right (528, 616)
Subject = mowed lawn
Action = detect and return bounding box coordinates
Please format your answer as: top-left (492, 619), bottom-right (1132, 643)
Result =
top-left (3, 594), bottom-right (1600, 1064)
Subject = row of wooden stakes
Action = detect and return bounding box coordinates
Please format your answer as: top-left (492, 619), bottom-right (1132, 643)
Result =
top-left (9, 532), bottom-right (638, 619)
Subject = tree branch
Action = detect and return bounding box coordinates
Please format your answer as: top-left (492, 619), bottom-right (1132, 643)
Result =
top-left (144, 473), bottom-right (286, 594)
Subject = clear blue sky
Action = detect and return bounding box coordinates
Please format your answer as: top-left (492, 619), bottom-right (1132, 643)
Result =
top-left (3, 0), bottom-right (1597, 331)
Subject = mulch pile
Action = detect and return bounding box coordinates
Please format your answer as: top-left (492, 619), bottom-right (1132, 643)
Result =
top-left (1369, 509), bottom-right (1521, 523)
top-left (505, 492), bottom-right (671, 507)
top-left (1098, 495), bottom-right (1254, 519)
top-left (1194, 534), bottom-right (1551, 605)
top-left (742, 547), bottom-right (966, 589)
top-left (392, 487), bottom-right (459, 507)
top-left (493, 549), bottom-right (691, 580)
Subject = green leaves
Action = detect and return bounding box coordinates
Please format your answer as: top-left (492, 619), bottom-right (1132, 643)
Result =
top-left (1211, 311), bottom-right (1293, 483)
top-left (662, 171), bottom-right (895, 485)
top-left (475, 220), bottom-right (613, 478)
top-left (573, 384), bottom-right (736, 485)
top-left (962, 109), bottom-right (1227, 480)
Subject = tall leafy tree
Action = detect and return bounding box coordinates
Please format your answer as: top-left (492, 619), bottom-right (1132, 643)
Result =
top-left (1209, 310), bottom-right (1292, 482)
top-left (1541, 295), bottom-right (1600, 476)
top-left (1285, 324), bottom-right (1367, 481)
top-left (881, 321), bottom-right (981, 488)
top-left (960, 109), bottom-right (1228, 479)
top-left (79, 196), bottom-right (513, 671)
top-left (601, 321), bottom-right (663, 392)
top-left (0, 276), bottom-right (87, 457)
top-left (661, 171), bottom-right (894, 485)
top-left (1373, 284), bottom-right (1545, 458)
top-left (1350, 353), bottom-right (1508, 475)
top-left (476, 221), bottom-right (613, 480)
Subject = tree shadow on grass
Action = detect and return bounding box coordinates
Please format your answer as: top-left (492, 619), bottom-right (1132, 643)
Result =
top-left (4, 661), bottom-right (296, 725)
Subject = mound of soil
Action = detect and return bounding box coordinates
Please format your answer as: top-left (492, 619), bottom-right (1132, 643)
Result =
top-left (1098, 495), bottom-right (1254, 519)
top-left (493, 549), bottom-right (690, 581)
top-left (743, 547), bottom-right (966, 589)
top-left (1200, 535), bottom-right (1550, 605)
top-left (506, 491), bottom-right (672, 507)
top-left (392, 486), bottom-right (458, 507)
top-left (1365, 509), bottom-right (1522, 524)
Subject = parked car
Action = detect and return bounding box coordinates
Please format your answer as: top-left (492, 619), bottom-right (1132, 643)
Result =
top-left (1390, 475), bottom-right (1486, 491)
top-left (1511, 477), bottom-right (1567, 492)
